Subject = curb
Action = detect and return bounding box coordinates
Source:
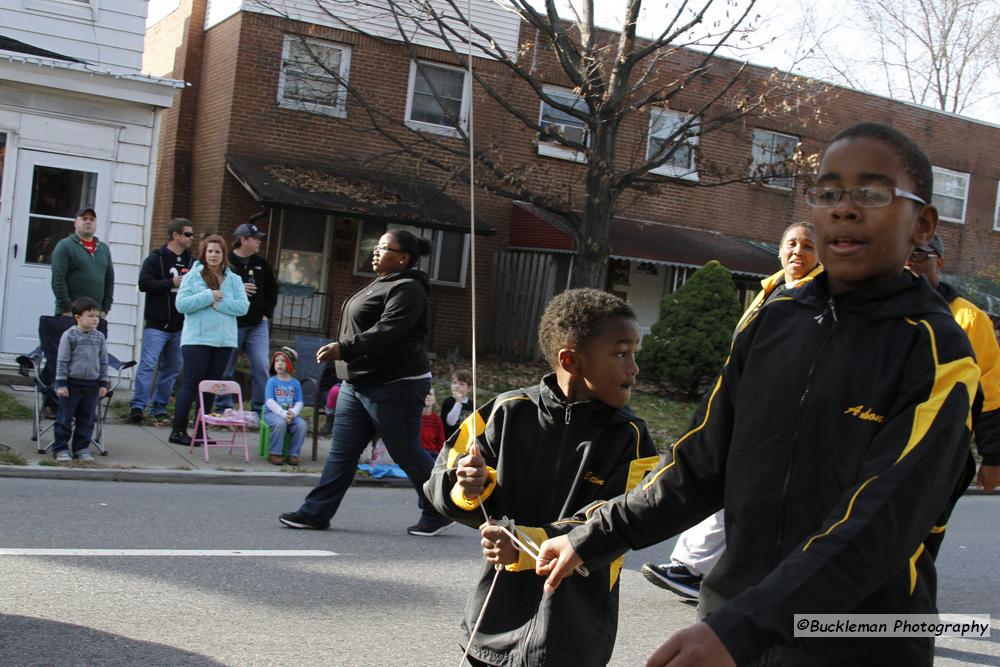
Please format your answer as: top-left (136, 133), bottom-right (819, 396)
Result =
top-left (0, 464), bottom-right (412, 488)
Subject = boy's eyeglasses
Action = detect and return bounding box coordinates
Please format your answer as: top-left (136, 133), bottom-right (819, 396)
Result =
top-left (908, 250), bottom-right (939, 262)
top-left (804, 185), bottom-right (927, 208)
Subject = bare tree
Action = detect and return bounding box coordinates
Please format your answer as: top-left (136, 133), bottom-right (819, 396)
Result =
top-left (257, 0), bottom-right (826, 288)
top-left (795, 0), bottom-right (1000, 116)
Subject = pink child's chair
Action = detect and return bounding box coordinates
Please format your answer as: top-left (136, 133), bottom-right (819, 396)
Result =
top-left (192, 380), bottom-right (250, 462)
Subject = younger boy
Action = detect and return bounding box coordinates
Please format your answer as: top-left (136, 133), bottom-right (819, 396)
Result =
top-left (52, 296), bottom-right (109, 462)
top-left (537, 123), bottom-right (978, 666)
top-left (440, 368), bottom-right (473, 440)
top-left (263, 350), bottom-right (306, 466)
top-left (420, 387), bottom-right (445, 458)
top-left (424, 288), bottom-right (659, 667)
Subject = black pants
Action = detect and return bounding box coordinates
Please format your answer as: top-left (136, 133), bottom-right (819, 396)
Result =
top-left (171, 345), bottom-right (234, 434)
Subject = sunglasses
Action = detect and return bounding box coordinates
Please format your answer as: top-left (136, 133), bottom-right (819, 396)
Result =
top-left (182, 232), bottom-right (195, 238)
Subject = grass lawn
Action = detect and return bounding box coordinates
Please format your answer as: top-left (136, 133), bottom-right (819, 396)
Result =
top-left (0, 392), bottom-right (32, 420)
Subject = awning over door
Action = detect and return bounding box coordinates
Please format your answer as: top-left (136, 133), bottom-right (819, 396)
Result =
top-left (226, 154), bottom-right (495, 235)
top-left (508, 201), bottom-right (780, 277)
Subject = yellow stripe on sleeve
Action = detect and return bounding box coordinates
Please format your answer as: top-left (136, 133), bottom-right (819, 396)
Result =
top-left (909, 543), bottom-right (926, 594)
top-left (802, 477), bottom-right (877, 551)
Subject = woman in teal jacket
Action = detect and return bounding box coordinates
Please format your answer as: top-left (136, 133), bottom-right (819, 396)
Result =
top-left (169, 235), bottom-right (250, 447)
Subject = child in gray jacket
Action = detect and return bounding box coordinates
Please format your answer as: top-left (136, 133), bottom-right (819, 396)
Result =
top-left (53, 296), bottom-right (109, 462)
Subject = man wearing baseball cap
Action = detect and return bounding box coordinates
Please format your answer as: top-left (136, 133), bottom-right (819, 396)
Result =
top-left (906, 234), bottom-right (1000, 492)
top-left (214, 218), bottom-right (278, 418)
top-left (45, 207), bottom-right (113, 416)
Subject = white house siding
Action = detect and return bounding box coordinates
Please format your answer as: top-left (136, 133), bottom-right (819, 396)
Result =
top-left (0, 0), bottom-right (149, 71)
top-left (0, 81), bottom-right (169, 364)
top-left (235, 0), bottom-right (521, 57)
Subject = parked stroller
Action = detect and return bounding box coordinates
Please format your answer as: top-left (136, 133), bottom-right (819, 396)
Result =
top-left (16, 315), bottom-right (136, 455)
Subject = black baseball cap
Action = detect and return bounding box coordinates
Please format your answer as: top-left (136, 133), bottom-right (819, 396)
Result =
top-left (76, 207), bottom-right (97, 218)
top-left (234, 223), bottom-right (266, 238)
top-left (916, 234), bottom-right (944, 258)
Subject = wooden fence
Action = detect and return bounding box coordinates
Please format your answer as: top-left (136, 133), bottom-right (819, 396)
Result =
top-left (487, 251), bottom-right (560, 360)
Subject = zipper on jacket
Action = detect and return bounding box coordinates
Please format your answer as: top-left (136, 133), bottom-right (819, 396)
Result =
top-left (771, 304), bottom-right (837, 567)
top-left (813, 297), bottom-right (839, 325)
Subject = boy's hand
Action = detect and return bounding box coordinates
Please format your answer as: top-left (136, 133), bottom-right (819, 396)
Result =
top-left (977, 464), bottom-right (1000, 492)
top-left (285, 410), bottom-right (294, 424)
top-left (98, 387), bottom-right (107, 398)
top-left (56, 387), bottom-right (69, 398)
top-left (644, 622), bottom-right (735, 667)
top-left (455, 443), bottom-right (487, 498)
top-left (535, 535), bottom-right (582, 592)
top-left (480, 521), bottom-right (518, 566)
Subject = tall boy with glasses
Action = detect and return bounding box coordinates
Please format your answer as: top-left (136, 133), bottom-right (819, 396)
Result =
top-left (130, 218), bottom-right (195, 423)
top-left (537, 123), bottom-right (978, 667)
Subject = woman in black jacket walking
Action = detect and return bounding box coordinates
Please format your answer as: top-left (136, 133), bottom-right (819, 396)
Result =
top-left (279, 230), bottom-right (452, 536)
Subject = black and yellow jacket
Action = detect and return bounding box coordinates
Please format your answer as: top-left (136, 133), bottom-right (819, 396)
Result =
top-left (567, 272), bottom-right (978, 666)
top-left (735, 264), bottom-right (824, 335)
top-left (938, 280), bottom-right (1000, 465)
top-left (424, 374), bottom-right (658, 667)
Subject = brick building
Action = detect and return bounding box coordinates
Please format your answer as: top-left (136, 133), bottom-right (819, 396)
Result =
top-left (143, 0), bottom-right (1000, 357)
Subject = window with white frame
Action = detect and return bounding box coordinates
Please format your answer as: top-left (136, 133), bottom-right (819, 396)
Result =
top-left (355, 221), bottom-right (469, 286)
top-left (25, 0), bottom-right (95, 20)
top-left (994, 182), bottom-right (1000, 231)
top-left (750, 129), bottom-right (798, 189)
top-left (932, 166), bottom-right (970, 223)
top-left (405, 61), bottom-right (469, 136)
top-left (278, 36), bottom-right (351, 117)
top-left (647, 109), bottom-right (699, 180)
top-left (538, 87), bottom-right (589, 162)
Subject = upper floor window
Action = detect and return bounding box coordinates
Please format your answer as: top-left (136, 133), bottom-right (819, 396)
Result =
top-left (994, 182), bottom-right (1000, 231)
top-left (405, 61), bottom-right (469, 136)
top-left (25, 0), bottom-right (95, 21)
top-left (278, 36), bottom-right (351, 117)
top-left (932, 166), bottom-right (969, 224)
top-left (355, 220), bottom-right (469, 287)
top-left (538, 87), bottom-right (589, 163)
top-left (750, 129), bottom-right (798, 190)
top-left (647, 109), bottom-right (699, 180)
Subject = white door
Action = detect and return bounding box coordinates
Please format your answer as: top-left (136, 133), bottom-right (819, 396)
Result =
top-left (1, 151), bottom-right (111, 354)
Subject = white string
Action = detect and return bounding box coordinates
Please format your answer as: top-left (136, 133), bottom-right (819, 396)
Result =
top-left (466, 0), bottom-right (477, 419)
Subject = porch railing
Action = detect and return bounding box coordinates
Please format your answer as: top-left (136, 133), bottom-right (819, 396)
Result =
top-left (270, 285), bottom-right (333, 337)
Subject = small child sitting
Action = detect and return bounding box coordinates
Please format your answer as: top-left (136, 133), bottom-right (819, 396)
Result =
top-left (420, 386), bottom-right (445, 458)
top-left (263, 350), bottom-right (306, 466)
top-left (52, 296), bottom-right (109, 462)
top-left (320, 381), bottom-right (341, 437)
top-left (440, 368), bottom-right (473, 440)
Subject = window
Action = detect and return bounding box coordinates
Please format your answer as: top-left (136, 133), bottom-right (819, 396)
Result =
top-left (647, 110), bottom-right (699, 180)
top-left (538, 87), bottom-right (589, 162)
top-left (750, 129), bottom-right (798, 190)
top-left (26, 165), bottom-right (98, 265)
top-left (932, 166), bottom-right (970, 224)
top-left (278, 36), bottom-right (351, 117)
top-left (355, 221), bottom-right (469, 286)
top-left (995, 182), bottom-right (1000, 231)
top-left (25, 0), bottom-right (95, 20)
top-left (405, 61), bottom-right (469, 136)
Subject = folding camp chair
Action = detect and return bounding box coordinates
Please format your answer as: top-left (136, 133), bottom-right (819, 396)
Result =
top-left (192, 380), bottom-right (250, 462)
top-left (16, 315), bottom-right (135, 455)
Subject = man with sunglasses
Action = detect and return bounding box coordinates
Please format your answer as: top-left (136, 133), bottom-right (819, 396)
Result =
top-left (130, 218), bottom-right (196, 424)
top-left (905, 234), bottom-right (1000, 491)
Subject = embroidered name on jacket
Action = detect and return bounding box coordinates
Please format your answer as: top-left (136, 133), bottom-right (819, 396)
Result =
top-left (844, 404), bottom-right (885, 423)
top-left (584, 471), bottom-right (605, 486)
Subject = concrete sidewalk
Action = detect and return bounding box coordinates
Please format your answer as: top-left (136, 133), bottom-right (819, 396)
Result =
top-left (0, 380), bottom-right (407, 487)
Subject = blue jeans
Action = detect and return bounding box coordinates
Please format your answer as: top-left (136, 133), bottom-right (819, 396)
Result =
top-left (264, 411), bottom-right (307, 457)
top-left (298, 377), bottom-right (442, 525)
top-left (130, 328), bottom-right (183, 415)
top-left (172, 345), bottom-right (234, 434)
top-left (215, 320), bottom-right (269, 411)
top-left (53, 381), bottom-right (99, 455)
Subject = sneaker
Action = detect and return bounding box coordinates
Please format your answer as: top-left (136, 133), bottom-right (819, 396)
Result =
top-left (75, 450), bottom-right (95, 462)
top-left (127, 407), bottom-right (144, 424)
top-left (54, 450), bottom-right (72, 462)
top-left (267, 454), bottom-right (284, 466)
top-left (640, 562), bottom-right (702, 600)
top-left (279, 511), bottom-right (329, 530)
top-left (406, 518), bottom-right (455, 537)
top-left (151, 414), bottom-right (171, 426)
top-left (287, 456), bottom-right (300, 466)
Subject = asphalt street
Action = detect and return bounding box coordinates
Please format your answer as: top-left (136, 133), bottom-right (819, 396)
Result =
top-left (1, 479), bottom-right (998, 666)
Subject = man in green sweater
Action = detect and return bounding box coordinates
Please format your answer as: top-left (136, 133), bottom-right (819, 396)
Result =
top-left (51, 208), bottom-right (114, 319)
top-left (44, 208), bottom-right (113, 416)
